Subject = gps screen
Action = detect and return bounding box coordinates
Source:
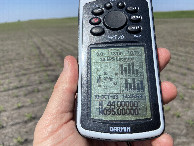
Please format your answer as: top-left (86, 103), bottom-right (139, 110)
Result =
top-left (90, 46), bottom-right (151, 120)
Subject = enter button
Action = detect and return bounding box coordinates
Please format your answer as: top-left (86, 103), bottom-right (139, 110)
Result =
top-left (130, 15), bottom-right (142, 22)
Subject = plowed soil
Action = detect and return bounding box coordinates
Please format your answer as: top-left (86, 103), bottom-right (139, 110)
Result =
top-left (0, 18), bottom-right (193, 145)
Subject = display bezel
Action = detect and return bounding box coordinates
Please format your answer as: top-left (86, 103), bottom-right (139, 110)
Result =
top-left (80, 43), bottom-right (161, 134)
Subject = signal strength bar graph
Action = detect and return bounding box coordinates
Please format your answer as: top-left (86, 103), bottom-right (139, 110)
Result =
top-left (124, 78), bottom-right (145, 92)
top-left (120, 62), bottom-right (140, 76)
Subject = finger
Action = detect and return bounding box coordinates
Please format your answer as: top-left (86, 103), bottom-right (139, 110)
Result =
top-left (44, 56), bottom-right (78, 116)
top-left (161, 81), bottom-right (177, 104)
top-left (151, 133), bottom-right (173, 146)
top-left (158, 48), bottom-right (171, 71)
top-left (131, 133), bottom-right (173, 146)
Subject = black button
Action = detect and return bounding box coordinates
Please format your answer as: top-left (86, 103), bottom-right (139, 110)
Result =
top-left (91, 26), bottom-right (105, 36)
top-left (90, 17), bottom-right (101, 25)
top-left (130, 15), bottom-right (142, 22)
top-left (92, 8), bottom-right (104, 16)
top-left (104, 2), bottom-right (112, 10)
top-left (127, 26), bottom-right (142, 34)
top-left (126, 7), bottom-right (139, 13)
top-left (104, 11), bottom-right (127, 30)
top-left (117, 1), bottom-right (125, 9)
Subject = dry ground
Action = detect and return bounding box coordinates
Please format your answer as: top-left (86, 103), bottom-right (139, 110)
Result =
top-left (0, 18), bottom-right (193, 145)
top-left (155, 18), bottom-right (194, 146)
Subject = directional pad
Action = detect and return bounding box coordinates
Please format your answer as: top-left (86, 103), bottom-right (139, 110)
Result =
top-left (104, 11), bottom-right (127, 30)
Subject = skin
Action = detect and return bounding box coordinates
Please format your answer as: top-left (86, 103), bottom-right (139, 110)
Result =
top-left (33, 48), bottom-right (177, 146)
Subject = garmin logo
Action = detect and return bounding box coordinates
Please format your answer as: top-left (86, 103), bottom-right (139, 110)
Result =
top-left (110, 127), bottom-right (131, 133)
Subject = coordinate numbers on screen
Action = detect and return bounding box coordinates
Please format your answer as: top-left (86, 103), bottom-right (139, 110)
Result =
top-left (98, 101), bottom-right (140, 116)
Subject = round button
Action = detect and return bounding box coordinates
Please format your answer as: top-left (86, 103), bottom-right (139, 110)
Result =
top-left (117, 1), bottom-right (125, 9)
top-left (104, 2), bottom-right (112, 10)
top-left (91, 26), bottom-right (105, 36)
top-left (130, 15), bottom-right (142, 22)
top-left (126, 7), bottom-right (139, 13)
top-left (92, 7), bottom-right (104, 16)
top-left (104, 11), bottom-right (127, 30)
top-left (90, 17), bottom-right (101, 25)
top-left (127, 25), bottom-right (142, 34)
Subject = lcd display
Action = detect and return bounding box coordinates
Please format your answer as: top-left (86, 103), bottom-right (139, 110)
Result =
top-left (91, 46), bottom-right (151, 120)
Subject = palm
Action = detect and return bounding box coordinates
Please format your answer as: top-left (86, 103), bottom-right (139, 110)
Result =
top-left (34, 109), bottom-right (128, 145)
top-left (34, 114), bottom-right (154, 146)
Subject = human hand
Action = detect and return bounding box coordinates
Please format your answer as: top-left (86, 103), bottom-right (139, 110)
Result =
top-left (33, 48), bottom-right (177, 146)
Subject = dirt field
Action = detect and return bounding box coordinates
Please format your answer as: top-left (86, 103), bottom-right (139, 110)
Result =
top-left (0, 18), bottom-right (193, 145)
top-left (155, 18), bottom-right (194, 146)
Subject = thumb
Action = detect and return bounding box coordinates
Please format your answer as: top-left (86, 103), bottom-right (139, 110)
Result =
top-left (34, 56), bottom-right (79, 145)
top-left (43, 56), bottom-right (78, 116)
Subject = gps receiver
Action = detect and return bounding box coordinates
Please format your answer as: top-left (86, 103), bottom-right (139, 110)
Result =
top-left (76, 0), bottom-right (164, 141)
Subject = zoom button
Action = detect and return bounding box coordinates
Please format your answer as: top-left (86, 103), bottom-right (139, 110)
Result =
top-left (127, 26), bottom-right (142, 34)
top-left (130, 15), bottom-right (142, 22)
top-left (91, 26), bottom-right (105, 36)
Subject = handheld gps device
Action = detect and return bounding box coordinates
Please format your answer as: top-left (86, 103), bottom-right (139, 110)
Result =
top-left (77, 0), bottom-right (164, 141)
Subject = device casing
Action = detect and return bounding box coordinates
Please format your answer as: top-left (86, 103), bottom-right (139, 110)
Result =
top-left (77, 0), bottom-right (164, 141)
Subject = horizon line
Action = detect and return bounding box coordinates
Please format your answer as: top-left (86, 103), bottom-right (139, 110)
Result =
top-left (0, 10), bottom-right (194, 24)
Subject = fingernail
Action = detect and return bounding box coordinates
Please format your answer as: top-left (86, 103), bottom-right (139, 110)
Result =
top-left (64, 57), bottom-right (69, 71)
